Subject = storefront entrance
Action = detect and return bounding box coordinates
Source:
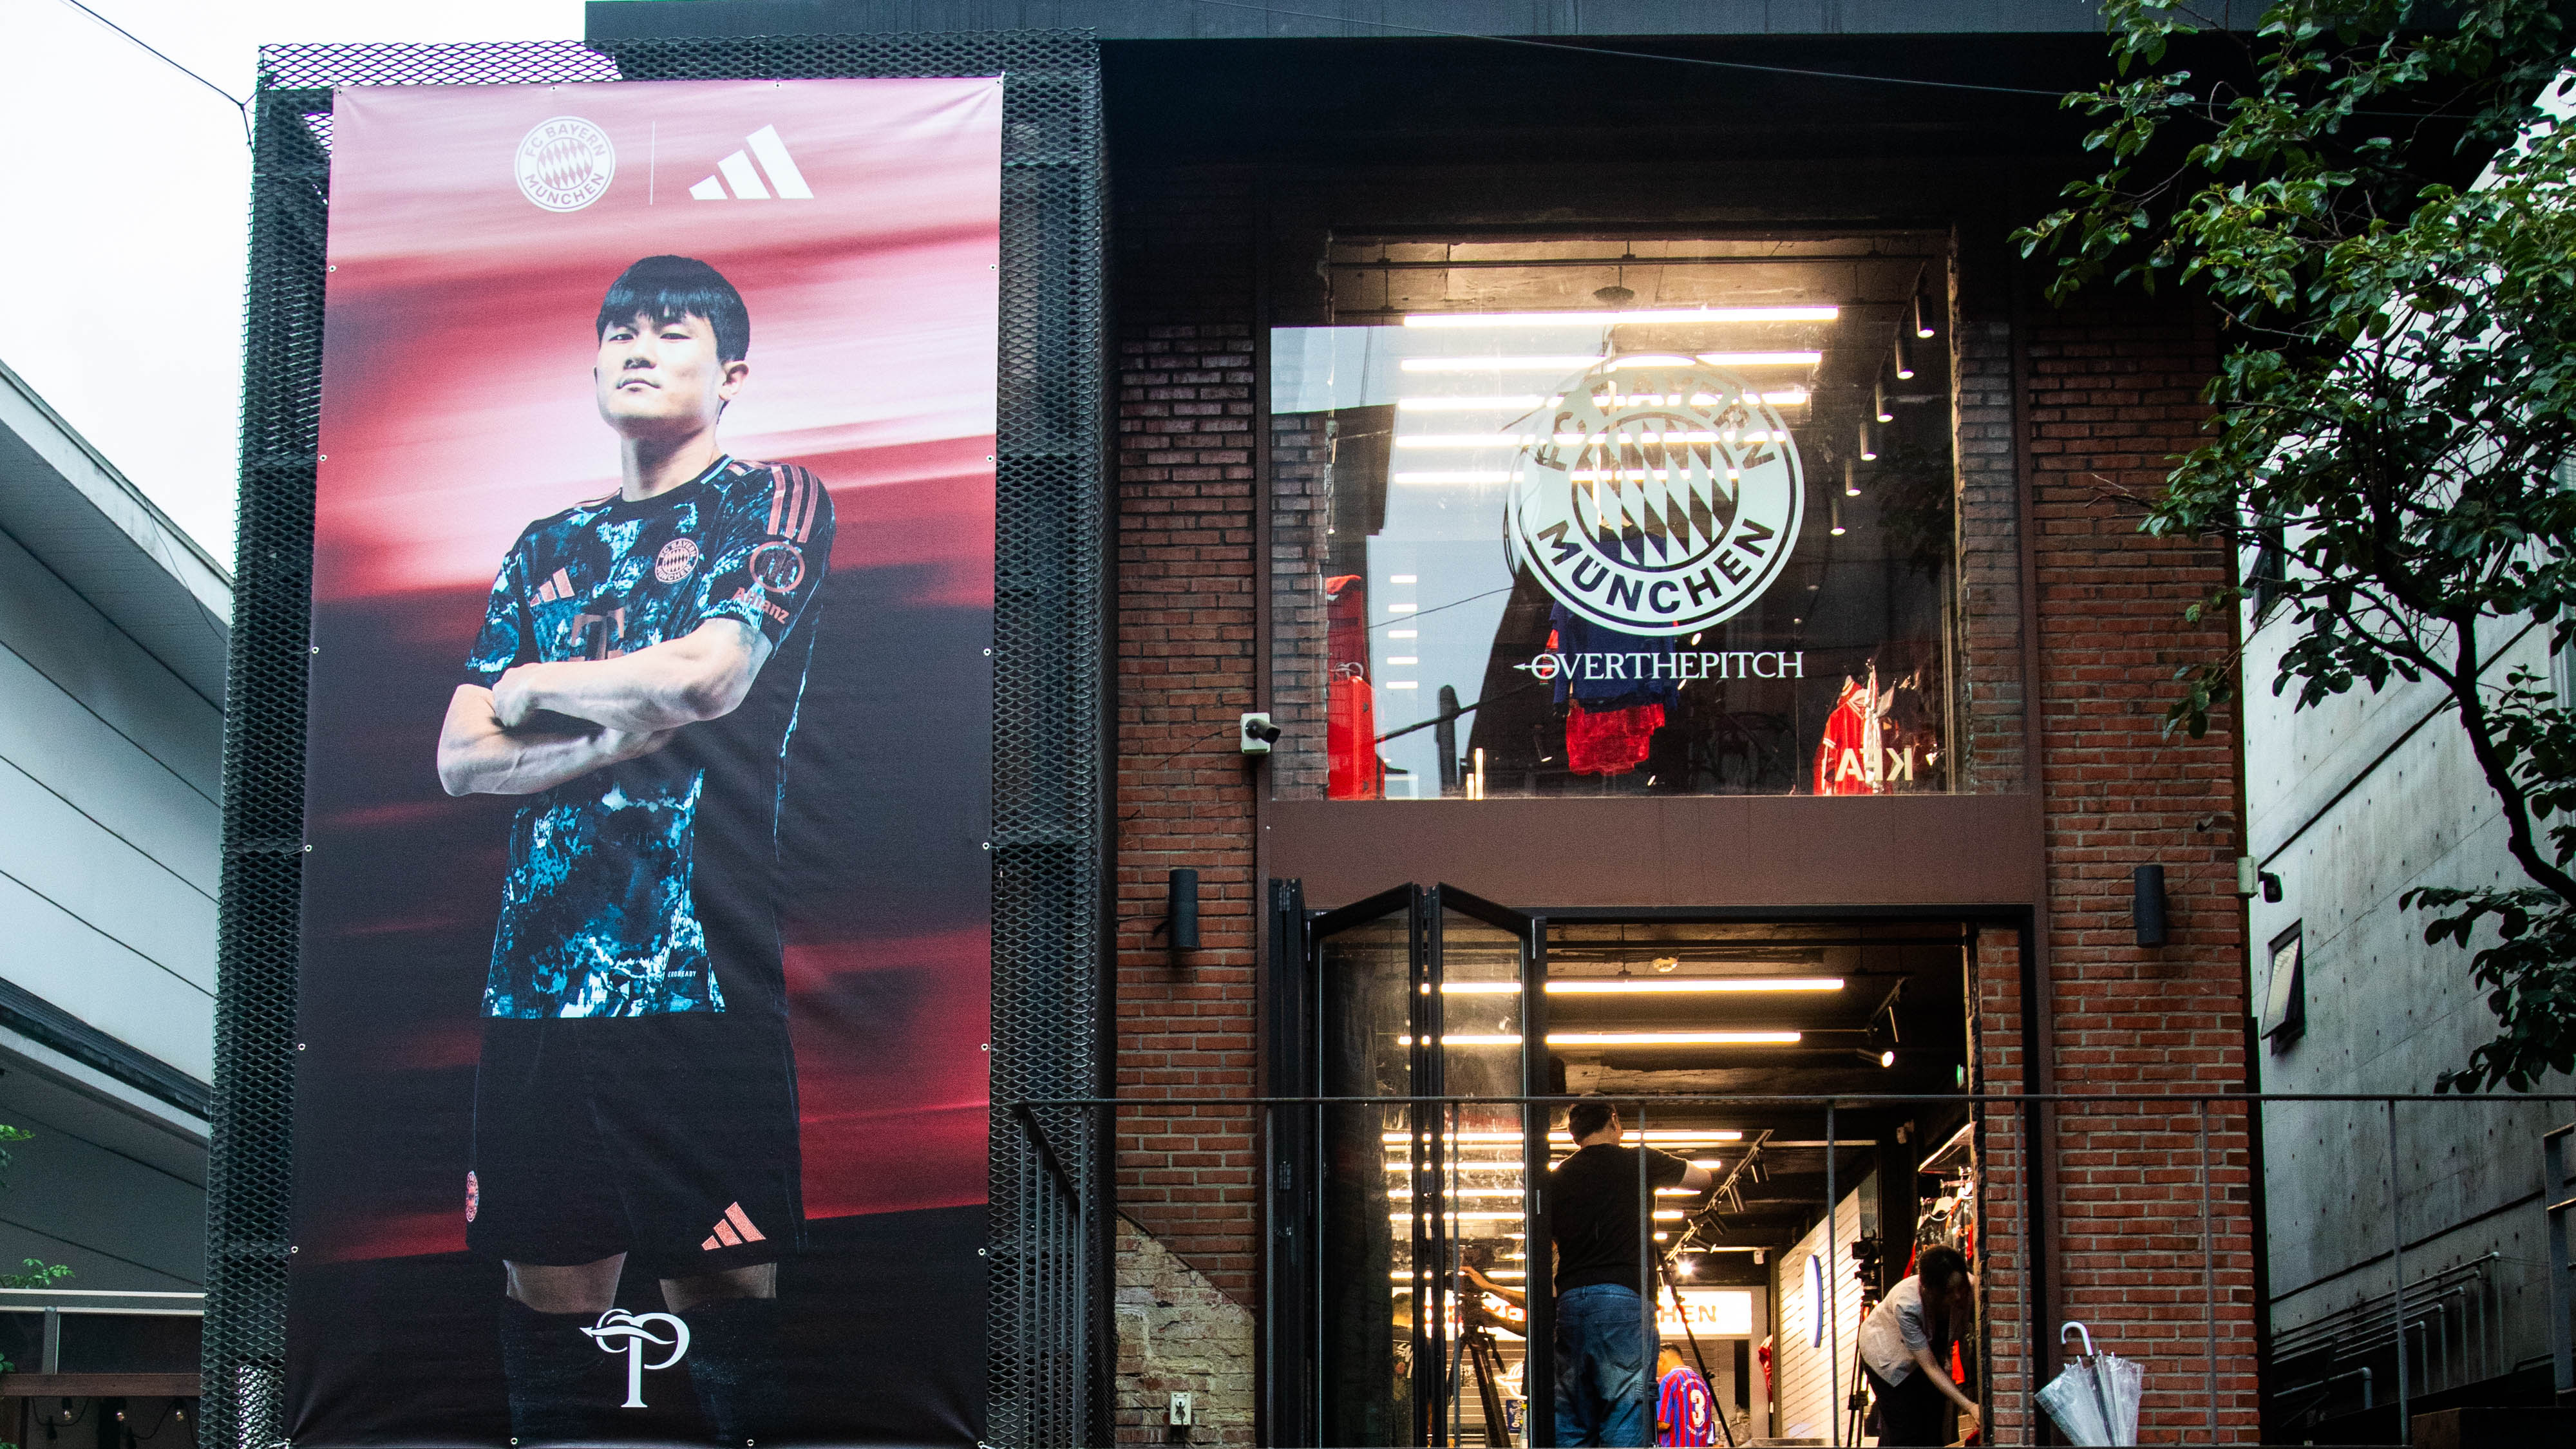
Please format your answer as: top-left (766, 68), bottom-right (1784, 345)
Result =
top-left (1265, 886), bottom-right (1987, 1448)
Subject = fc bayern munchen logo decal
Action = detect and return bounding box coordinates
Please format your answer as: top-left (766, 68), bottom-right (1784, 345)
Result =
top-left (515, 116), bottom-right (616, 213)
top-left (1505, 357), bottom-right (1804, 636)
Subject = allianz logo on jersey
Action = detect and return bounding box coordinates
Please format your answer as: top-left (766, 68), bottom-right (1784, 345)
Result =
top-left (688, 125), bottom-right (815, 201)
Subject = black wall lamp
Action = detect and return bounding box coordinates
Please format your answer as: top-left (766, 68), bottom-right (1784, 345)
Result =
top-left (1155, 867), bottom-right (1201, 953)
top-left (2134, 864), bottom-right (2168, 947)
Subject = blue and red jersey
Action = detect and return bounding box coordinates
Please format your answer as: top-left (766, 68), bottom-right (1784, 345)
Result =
top-left (462, 455), bottom-right (833, 1019)
top-left (1657, 1363), bottom-right (1720, 1447)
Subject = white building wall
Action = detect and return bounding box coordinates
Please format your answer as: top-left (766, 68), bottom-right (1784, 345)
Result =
top-left (2242, 603), bottom-right (2570, 1390)
top-left (1771, 1181), bottom-right (1866, 1444)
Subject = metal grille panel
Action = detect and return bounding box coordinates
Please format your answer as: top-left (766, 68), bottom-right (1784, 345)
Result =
top-left (214, 33), bottom-right (1105, 1448)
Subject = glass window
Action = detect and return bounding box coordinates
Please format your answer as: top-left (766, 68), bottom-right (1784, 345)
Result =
top-left (1268, 235), bottom-right (2023, 799)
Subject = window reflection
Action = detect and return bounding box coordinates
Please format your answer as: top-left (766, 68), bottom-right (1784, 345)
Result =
top-left (1271, 236), bottom-right (1978, 799)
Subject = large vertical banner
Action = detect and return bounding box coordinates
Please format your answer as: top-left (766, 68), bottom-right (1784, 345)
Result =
top-left (289, 79), bottom-right (1001, 1446)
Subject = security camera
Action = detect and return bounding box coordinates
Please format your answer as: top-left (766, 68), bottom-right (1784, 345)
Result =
top-left (1240, 712), bottom-right (1282, 755)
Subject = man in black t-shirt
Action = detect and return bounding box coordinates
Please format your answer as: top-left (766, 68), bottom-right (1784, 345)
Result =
top-left (1546, 1100), bottom-right (1713, 1447)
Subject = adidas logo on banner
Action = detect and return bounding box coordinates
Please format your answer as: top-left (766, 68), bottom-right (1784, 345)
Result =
top-left (689, 126), bottom-right (813, 200)
top-left (701, 1200), bottom-right (768, 1251)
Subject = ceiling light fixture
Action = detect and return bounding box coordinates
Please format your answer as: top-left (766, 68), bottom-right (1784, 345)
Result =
top-left (1401, 355), bottom-right (1607, 373)
top-left (1912, 287), bottom-right (1937, 339)
top-left (1403, 306), bottom-right (1840, 328)
top-left (1439, 977), bottom-right (1844, 994)
top-left (1893, 326), bottom-right (1916, 381)
top-left (1874, 375), bottom-right (1894, 424)
top-left (1406, 1030), bottom-right (1802, 1047)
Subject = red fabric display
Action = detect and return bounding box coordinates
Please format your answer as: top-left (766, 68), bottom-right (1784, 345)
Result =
top-left (1566, 701), bottom-right (1664, 776)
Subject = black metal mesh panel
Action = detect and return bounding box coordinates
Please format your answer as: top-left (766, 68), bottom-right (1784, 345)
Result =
top-left (214, 33), bottom-right (1105, 1449)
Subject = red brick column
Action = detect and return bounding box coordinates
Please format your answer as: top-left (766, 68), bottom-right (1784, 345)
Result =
top-left (1973, 926), bottom-right (2039, 1443)
top-left (1112, 169), bottom-right (1267, 1353)
top-left (1116, 316), bottom-right (1262, 1309)
top-left (2026, 303), bottom-right (2262, 1441)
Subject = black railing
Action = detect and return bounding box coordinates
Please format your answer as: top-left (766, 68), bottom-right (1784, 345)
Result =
top-left (1006, 1091), bottom-right (2576, 1448)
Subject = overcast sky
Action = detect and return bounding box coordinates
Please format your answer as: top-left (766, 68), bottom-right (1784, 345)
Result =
top-left (3, 1), bottom-right (589, 569)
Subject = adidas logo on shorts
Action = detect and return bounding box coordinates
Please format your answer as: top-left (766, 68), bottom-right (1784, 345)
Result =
top-left (701, 1200), bottom-right (767, 1251)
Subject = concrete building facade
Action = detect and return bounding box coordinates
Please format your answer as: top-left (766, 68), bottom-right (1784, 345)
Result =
top-left (0, 356), bottom-right (225, 1412)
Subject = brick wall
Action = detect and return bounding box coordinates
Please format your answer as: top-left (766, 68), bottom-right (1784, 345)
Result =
top-left (1111, 165), bottom-right (1265, 1443)
top-left (1113, 1215), bottom-right (1257, 1447)
top-left (2025, 303), bottom-right (2262, 1441)
top-left (1972, 926), bottom-right (2040, 1443)
top-left (1103, 169), bottom-right (2260, 1440)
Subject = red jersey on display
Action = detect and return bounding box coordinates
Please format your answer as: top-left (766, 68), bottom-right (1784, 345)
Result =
top-left (1567, 701), bottom-right (1664, 775)
top-left (1812, 668), bottom-right (1884, 795)
top-left (1323, 575), bottom-right (1381, 799)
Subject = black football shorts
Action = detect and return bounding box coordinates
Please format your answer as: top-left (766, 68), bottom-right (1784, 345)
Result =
top-left (467, 1012), bottom-right (805, 1278)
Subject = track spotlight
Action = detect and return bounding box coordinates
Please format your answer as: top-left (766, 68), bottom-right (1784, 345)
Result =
top-left (1843, 457), bottom-right (1860, 497)
top-left (1874, 375), bottom-right (1894, 423)
top-left (1911, 286), bottom-right (1936, 339)
top-left (1893, 325), bottom-right (1915, 381)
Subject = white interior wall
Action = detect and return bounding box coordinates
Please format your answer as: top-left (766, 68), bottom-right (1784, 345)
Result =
top-left (1772, 1177), bottom-right (1868, 1444)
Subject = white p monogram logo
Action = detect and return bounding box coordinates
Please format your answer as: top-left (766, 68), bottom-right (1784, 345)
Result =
top-left (582, 1309), bottom-right (691, 1408)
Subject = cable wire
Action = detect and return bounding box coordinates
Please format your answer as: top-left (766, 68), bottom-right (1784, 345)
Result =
top-left (53, 0), bottom-right (252, 146)
top-left (1187, 0), bottom-right (2079, 99)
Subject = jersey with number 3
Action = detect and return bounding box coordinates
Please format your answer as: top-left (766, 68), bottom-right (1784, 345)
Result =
top-left (1658, 1365), bottom-right (1719, 1447)
top-left (461, 456), bottom-right (833, 1020)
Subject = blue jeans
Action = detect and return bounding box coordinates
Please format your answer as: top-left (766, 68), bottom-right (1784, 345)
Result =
top-left (1555, 1283), bottom-right (1651, 1447)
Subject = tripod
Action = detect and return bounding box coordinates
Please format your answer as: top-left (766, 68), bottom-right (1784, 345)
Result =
top-left (1459, 1322), bottom-right (1515, 1447)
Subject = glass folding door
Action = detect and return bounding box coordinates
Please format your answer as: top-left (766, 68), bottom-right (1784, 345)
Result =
top-left (1300, 884), bottom-right (1545, 1448)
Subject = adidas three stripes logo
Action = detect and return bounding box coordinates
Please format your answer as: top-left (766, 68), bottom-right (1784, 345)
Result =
top-left (689, 126), bottom-right (813, 202)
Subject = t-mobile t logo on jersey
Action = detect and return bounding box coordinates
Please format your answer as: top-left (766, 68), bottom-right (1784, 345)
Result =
top-left (689, 126), bottom-right (814, 200)
top-left (582, 1309), bottom-right (692, 1408)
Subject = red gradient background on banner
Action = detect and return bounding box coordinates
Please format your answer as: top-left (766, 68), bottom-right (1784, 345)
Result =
top-left (297, 78), bottom-right (999, 1267)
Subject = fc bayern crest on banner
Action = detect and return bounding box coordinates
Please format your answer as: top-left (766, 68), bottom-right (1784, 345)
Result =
top-left (515, 116), bottom-right (616, 212)
top-left (1505, 358), bottom-right (1803, 636)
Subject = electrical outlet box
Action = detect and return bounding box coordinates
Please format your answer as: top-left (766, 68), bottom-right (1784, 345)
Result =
top-left (1168, 1392), bottom-right (1194, 1428)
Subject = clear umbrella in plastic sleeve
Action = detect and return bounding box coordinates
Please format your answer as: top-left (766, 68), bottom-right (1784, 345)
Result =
top-left (2037, 1321), bottom-right (2143, 1445)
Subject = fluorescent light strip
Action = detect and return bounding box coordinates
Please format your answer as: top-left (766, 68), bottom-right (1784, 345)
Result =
top-left (1403, 1032), bottom-right (1801, 1046)
top-left (1388, 1186), bottom-right (1701, 1198)
top-left (1403, 307), bottom-right (1840, 327)
top-left (1379, 1130), bottom-right (1743, 1144)
top-left (1401, 355), bottom-right (1604, 373)
top-left (1394, 431), bottom-right (1794, 448)
top-left (1398, 352), bottom-right (1820, 373)
top-left (1441, 977), bottom-right (1844, 994)
top-left (1399, 394), bottom-right (1549, 412)
top-left (1390, 1210), bottom-right (1687, 1222)
top-left (1397, 389), bottom-right (1810, 410)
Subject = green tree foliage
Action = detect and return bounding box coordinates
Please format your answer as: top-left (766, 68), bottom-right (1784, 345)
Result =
top-left (2020, 2), bottom-right (2576, 1090)
top-left (0, 1124), bottom-right (68, 1385)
